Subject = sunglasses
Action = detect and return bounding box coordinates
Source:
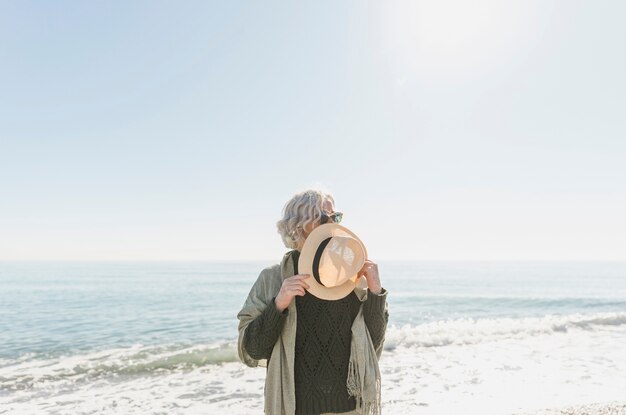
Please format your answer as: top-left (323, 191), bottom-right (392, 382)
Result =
top-left (320, 210), bottom-right (343, 224)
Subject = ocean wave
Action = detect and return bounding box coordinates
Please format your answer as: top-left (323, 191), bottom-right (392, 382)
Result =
top-left (0, 342), bottom-right (238, 391)
top-left (2, 312), bottom-right (625, 391)
top-left (384, 311), bottom-right (626, 349)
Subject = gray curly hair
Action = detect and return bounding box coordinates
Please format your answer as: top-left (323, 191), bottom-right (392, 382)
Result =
top-left (276, 189), bottom-right (335, 250)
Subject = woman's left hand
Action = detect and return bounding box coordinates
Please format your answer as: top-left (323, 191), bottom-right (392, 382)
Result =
top-left (357, 259), bottom-right (382, 295)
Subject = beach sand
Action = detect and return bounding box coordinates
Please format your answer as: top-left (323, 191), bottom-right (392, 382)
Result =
top-left (516, 402), bottom-right (626, 415)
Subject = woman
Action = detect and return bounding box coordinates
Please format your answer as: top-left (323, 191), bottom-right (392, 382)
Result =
top-left (237, 189), bottom-right (389, 415)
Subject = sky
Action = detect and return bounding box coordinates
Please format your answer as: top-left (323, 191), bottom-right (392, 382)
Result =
top-left (1, 0), bottom-right (625, 261)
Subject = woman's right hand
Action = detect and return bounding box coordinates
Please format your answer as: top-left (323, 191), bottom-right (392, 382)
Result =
top-left (274, 274), bottom-right (310, 312)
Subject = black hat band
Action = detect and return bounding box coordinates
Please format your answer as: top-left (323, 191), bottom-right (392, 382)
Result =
top-left (312, 237), bottom-right (333, 287)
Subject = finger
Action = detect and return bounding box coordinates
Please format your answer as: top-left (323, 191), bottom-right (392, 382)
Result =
top-left (287, 274), bottom-right (309, 281)
top-left (288, 280), bottom-right (310, 289)
top-left (289, 287), bottom-right (305, 296)
top-left (283, 276), bottom-right (307, 288)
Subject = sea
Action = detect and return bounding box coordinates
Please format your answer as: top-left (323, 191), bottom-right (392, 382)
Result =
top-left (1, 260), bottom-right (625, 415)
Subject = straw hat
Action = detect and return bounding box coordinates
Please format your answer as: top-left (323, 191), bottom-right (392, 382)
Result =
top-left (298, 223), bottom-right (368, 300)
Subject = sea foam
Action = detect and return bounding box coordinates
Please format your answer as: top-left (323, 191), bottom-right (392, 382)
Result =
top-left (383, 311), bottom-right (626, 349)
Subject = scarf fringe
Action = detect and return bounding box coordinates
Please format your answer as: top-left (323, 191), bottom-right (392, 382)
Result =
top-left (347, 358), bottom-right (360, 398)
top-left (362, 401), bottom-right (382, 415)
top-left (347, 359), bottom-right (382, 415)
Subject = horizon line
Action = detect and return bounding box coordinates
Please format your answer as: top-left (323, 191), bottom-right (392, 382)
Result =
top-left (1, 258), bottom-right (626, 263)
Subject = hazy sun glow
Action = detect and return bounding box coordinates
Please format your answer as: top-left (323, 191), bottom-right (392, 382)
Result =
top-left (381, 1), bottom-right (542, 81)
